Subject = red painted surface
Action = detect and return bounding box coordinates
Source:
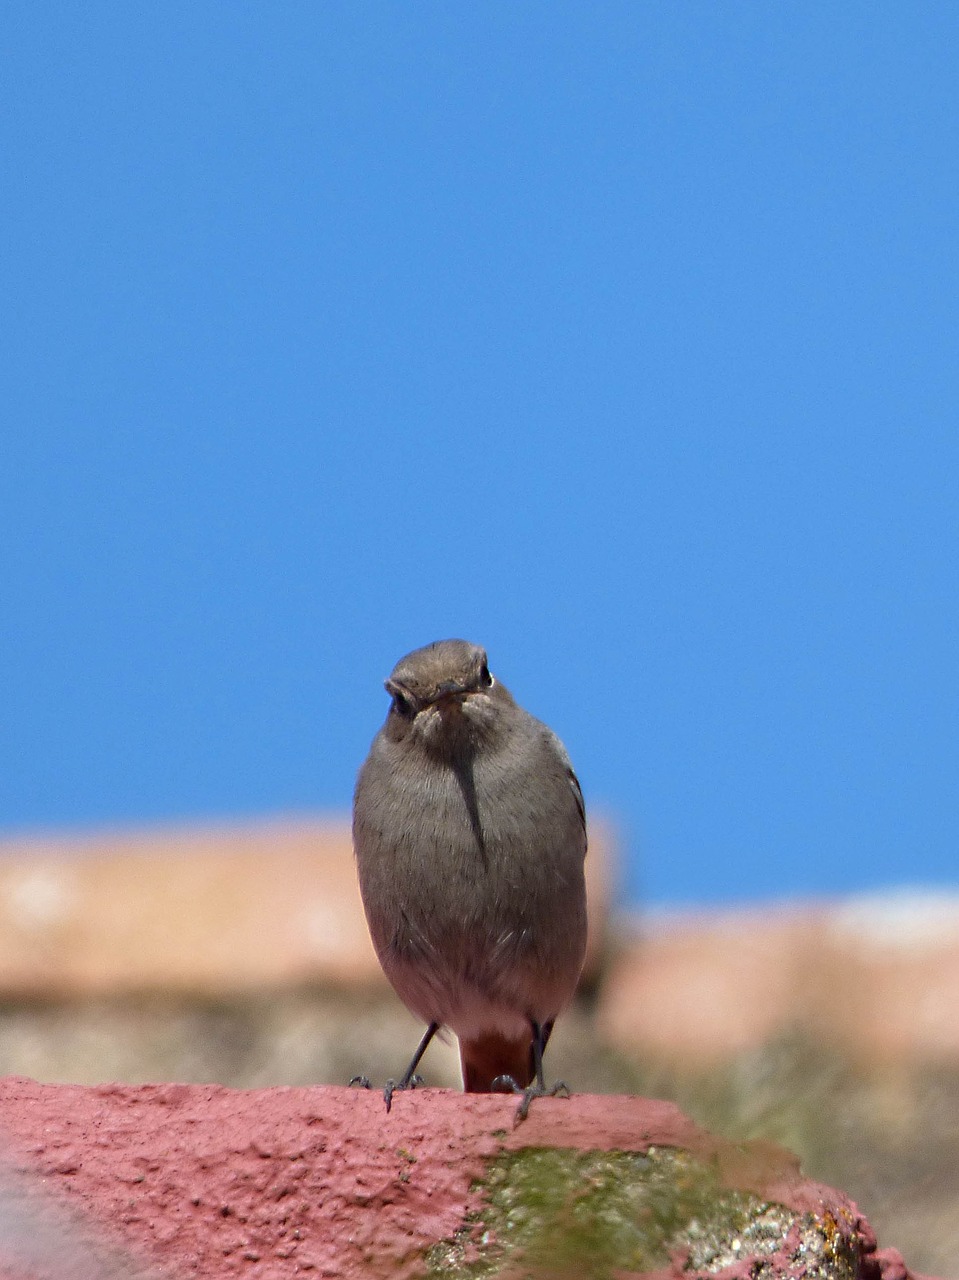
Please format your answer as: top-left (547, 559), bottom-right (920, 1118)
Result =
top-left (0, 1079), bottom-right (936, 1279)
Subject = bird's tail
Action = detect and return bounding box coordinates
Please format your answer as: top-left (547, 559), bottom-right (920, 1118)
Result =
top-left (459, 1031), bottom-right (535, 1092)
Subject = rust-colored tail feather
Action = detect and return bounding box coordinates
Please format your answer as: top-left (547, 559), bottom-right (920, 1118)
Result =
top-left (459, 1032), bottom-right (535, 1092)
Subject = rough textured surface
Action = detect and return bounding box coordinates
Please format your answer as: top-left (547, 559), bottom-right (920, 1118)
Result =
top-left (0, 1079), bottom-right (933, 1280)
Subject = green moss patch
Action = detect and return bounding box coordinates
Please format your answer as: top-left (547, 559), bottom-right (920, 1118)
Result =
top-left (426, 1146), bottom-right (858, 1279)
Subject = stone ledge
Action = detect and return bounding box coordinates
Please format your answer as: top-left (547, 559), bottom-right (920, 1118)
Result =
top-left (0, 1079), bottom-right (933, 1279)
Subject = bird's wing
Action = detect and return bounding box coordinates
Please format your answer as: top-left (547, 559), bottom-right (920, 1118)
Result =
top-left (543, 728), bottom-right (587, 835)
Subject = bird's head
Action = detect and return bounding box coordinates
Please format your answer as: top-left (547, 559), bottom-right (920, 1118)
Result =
top-left (382, 639), bottom-right (511, 751)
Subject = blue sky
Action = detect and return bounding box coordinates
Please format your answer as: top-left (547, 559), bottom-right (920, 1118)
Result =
top-left (3, 4), bottom-right (957, 905)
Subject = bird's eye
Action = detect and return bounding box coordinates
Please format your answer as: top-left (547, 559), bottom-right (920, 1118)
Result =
top-left (480, 663), bottom-right (493, 687)
top-left (392, 691), bottom-right (415, 717)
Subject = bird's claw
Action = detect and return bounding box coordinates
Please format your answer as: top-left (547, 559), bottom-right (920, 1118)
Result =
top-left (383, 1073), bottom-right (424, 1113)
top-left (349, 1075), bottom-right (372, 1089)
top-left (491, 1074), bottom-right (521, 1094)
top-left (491, 1075), bottom-right (571, 1122)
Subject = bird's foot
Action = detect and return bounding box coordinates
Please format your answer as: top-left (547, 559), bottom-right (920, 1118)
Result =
top-left (348, 1075), bottom-right (372, 1089)
top-left (491, 1074), bottom-right (571, 1122)
top-left (383, 1073), bottom-right (425, 1113)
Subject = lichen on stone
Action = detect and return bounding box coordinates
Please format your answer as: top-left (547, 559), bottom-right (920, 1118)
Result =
top-left (425, 1146), bottom-right (861, 1279)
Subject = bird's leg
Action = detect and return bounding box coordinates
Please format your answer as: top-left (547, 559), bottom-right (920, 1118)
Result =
top-left (383, 1022), bottom-right (438, 1112)
top-left (491, 1020), bottom-right (570, 1122)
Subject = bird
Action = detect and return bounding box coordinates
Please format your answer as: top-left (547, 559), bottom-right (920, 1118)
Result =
top-left (352, 638), bottom-right (588, 1119)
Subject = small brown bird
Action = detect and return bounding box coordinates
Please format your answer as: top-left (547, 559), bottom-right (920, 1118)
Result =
top-left (353, 639), bottom-right (588, 1117)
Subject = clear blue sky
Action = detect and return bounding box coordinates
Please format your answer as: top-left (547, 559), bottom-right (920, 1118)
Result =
top-left (3, 5), bottom-right (957, 906)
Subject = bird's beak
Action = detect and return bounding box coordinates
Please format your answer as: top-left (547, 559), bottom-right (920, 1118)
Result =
top-left (425, 680), bottom-right (468, 705)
